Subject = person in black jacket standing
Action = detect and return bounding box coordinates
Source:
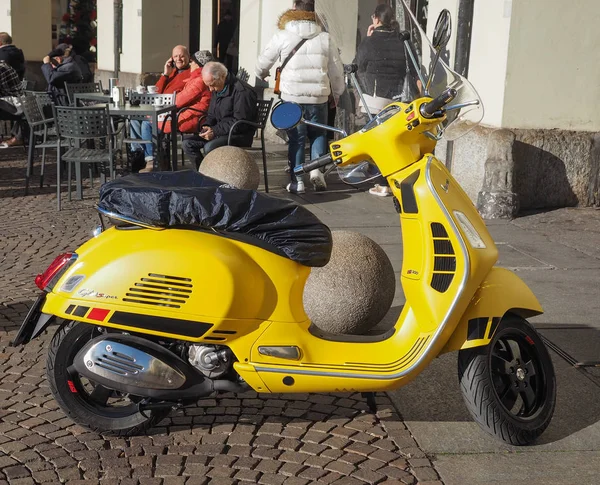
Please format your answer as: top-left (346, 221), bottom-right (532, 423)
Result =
top-left (355, 5), bottom-right (409, 105)
top-left (182, 61), bottom-right (257, 169)
top-left (0, 33), bottom-right (25, 80)
top-left (354, 4), bottom-right (413, 197)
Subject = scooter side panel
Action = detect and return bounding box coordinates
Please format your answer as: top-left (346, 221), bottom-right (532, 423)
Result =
top-left (441, 267), bottom-right (543, 353)
top-left (43, 227), bottom-right (311, 343)
top-left (248, 155), bottom-right (502, 393)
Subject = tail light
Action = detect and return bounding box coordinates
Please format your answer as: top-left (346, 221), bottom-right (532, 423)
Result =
top-left (35, 253), bottom-right (78, 291)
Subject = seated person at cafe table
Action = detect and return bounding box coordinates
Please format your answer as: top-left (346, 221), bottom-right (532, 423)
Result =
top-left (182, 61), bottom-right (257, 169)
top-left (129, 44), bottom-right (193, 169)
top-left (0, 60), bottom-right (24, 148)
top-left (41, 45), bottom-right (83, 105)
top-left (130, 50), bottom-right (213, 173)
top-left (156, 45), bottom-right (192, 94)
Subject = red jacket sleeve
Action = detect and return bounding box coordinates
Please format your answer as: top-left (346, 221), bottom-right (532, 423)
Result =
top-left (155, 74), bottom-right (170, 93)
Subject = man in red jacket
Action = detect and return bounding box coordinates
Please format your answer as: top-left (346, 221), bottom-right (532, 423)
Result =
top-left (155, 45), bottom-right (191, 94)
top-left (129, 45), bottom-right (193, 170)
top-left (132, 50), bottom-right (213, 172)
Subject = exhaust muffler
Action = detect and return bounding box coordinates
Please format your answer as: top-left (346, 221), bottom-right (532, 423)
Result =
top-left (72, 334), bottom-right (217, 400)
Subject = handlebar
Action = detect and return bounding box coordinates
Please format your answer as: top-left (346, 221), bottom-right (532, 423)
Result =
top-left (420, 87), bottom-right (458, 118)
top-left (293, 153), bottom-right (333, 175)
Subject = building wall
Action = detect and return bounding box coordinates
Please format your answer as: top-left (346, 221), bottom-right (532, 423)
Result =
top-left (316, 0), bottom-right (358, 64)
top-left (502, 0), bottom-right (600, 131)
top-left (467, 0), bottom-right (512, 128)
top-left (5, 0), bottom-right (52, 61)
top-left (0, 0), bottom-right (10, 35)
top-left (97, 0), bottom-right (116, 72)
top-left (238, 0), bottom-right (283, 86)
top-left (141, 0), bottom-right (190, 73)
top-left (97, 0), bottom-right (190, 78)
top-left (199, 0), bottom-right (213, 51)
top-left (122, 0), bottom-right (143, 74)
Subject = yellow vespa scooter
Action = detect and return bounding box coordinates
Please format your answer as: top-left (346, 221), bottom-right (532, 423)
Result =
top-left (13, 8), bottom-right (555, 445)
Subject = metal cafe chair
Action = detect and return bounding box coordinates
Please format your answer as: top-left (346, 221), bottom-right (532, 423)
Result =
top-left (20, 92), bottom-right (59, 194)
top-left (65, 81), bottom-right (103, 106)
top-left (20, 79), bottom-right (36, 90)
top-left (227, 98), bottom-right (274, 192)
top-left (33, 91), bottom-right (56, 120)
top-left (53, 105), bottom-right (115, 211)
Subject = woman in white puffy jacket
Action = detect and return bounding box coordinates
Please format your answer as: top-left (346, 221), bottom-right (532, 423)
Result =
top-left (256, 0), bottom-right (345, 194)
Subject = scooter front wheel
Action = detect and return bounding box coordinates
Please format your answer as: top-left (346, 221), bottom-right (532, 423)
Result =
top-left (47, 321), bottom-right (171, 436)
top-left (458, 314), bottom-right (556, 445)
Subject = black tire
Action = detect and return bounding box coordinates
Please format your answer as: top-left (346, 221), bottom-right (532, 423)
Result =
top-left (47, 321), bottom-right (171, 436)
top-left (458, 314), bottom-right (556, 445)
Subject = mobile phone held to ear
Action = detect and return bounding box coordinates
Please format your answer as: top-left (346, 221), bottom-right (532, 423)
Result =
top-left (168, 58), bottom-right (174, 68)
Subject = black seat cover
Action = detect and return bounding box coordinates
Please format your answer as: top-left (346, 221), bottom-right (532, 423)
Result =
top-left (98, 171), bottom-right (332, 267)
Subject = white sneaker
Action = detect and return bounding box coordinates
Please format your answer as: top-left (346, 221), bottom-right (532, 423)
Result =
top-left (368, 184), bottom-right (392, 197)
top-left (310, 169), bottom-right (327, 192)
top-left (286, 180), bottom-right (305, 194)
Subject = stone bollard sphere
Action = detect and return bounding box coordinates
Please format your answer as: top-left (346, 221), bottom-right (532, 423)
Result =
top-left (199, 146), bottom-right (260, 190)
top-left (304, 230), bottom-right (396, 335)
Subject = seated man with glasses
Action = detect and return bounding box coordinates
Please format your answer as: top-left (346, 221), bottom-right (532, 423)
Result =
top-left (182, 61), bottom-right (257, 169)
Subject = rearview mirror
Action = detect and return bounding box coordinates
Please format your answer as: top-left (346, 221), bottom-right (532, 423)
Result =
top-left (270, 102), bottom-right (303, 131)
top-left (424, 9), bottom-right (452, 96)
top-left (432, 9), bottom-right (452, 51)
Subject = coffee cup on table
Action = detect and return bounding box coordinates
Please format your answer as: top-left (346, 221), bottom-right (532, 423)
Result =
top-left (136, 85), bottom-right (146, 94)
top-left (147, 85), bottom-right (158, 94)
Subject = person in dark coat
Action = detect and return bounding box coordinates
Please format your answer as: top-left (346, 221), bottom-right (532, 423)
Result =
top-left (0, 33), bottom-right (25, 80)
top-left (355, 4), bottom-right (409, 103)
top-left (0, 60), bottom-right (25, 147)
top-left (182, 61), bottom-right (257, 169)
top-left (41, 45), bottom-right (83, 105)
top-left (55, 43), bottom-right (93, 83)
top-left (354, 4), bottom-right (414, 197)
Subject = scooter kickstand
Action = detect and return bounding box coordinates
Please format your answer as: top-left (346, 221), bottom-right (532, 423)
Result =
top-left (361, 392), bottom-right (378, 414)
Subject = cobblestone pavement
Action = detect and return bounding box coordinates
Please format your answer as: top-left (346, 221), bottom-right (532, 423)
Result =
top-left (0, 151), bottom-right (441, 485)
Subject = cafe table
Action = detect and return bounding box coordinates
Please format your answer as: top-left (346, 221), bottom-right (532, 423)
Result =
top-left (90, 102), bottom-right (179, 171)
top-left (73, 92), bottom-right (112, 106)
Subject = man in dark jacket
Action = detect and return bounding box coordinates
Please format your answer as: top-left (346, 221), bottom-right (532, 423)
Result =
top-left (0, 33), bottom-right (25, 80)
top-left (182, 61), bottom-right (257, 169)
top-left (55, 43), bottom-right (93, 83)
top-left (41, 45), bottom-right (83, 105)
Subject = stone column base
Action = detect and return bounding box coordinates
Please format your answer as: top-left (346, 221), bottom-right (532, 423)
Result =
top-left (477, 191), bottom-right (519, 219)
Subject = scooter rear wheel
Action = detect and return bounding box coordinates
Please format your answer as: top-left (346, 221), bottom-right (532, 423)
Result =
top-left (47, 321), bottom-right (171, 436)
top-left (458, 314), bottom-right (556, 445)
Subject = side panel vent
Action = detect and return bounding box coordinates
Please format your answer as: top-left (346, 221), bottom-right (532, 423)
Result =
top-left (123, 273), bottom-right (193, 309)
top-left (431, 222), bottom-right (449, 238)
top-left (434, 256), bottom-right (456, 272)
top-left (430, 223), bottom-right (456, 293)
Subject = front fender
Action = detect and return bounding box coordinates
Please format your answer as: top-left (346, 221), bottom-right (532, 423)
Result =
top-left (441, 267), bottom-right (543, 353)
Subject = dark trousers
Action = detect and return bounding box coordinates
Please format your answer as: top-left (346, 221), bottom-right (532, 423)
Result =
top-left (182, 133), bottom-right (253, 170)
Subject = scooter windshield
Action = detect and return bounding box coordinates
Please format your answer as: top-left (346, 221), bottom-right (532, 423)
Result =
top-left (317, 0), bottom-right (484, 186)
top-left (397, 1), bottom-right (484, 140)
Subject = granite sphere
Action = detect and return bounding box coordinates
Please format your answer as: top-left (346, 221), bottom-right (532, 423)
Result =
top-left (200, 146), bottom-right (260, 190)
top-left (304, 230), bottom-right (396, 335)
